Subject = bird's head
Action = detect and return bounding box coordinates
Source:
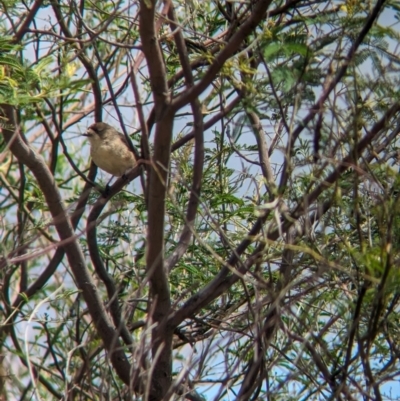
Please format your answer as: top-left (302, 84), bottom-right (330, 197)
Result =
top-left (83, 122), bottom-right (115, 143)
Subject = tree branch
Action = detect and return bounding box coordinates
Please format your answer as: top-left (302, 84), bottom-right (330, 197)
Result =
top-left (1, 105), bottom-right (132, 386)
top-left (172, 0), bottom-right (273, 111)
top-left (164, 3), bottom-right (204, 271)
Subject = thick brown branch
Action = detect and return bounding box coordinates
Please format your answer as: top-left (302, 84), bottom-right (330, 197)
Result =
top-left (172, 0), bottom-right (273, 111)
top-left (12, 0), bottom-right (44, 43)
top-left (1, 106), bottom-right (132, 386)
top-left (139, 1), bottom-right (175, 399)
top-left (144, 111), bottom-right (174, 400)
top-left (139, 0), bottom-right (170, 108)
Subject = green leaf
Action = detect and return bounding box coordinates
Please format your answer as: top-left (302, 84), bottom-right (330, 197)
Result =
top-left (0, 55), bottom-right (24, 72)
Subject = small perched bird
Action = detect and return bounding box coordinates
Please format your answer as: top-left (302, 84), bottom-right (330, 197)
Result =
top-left (83, 122), bottom-right (137, 177)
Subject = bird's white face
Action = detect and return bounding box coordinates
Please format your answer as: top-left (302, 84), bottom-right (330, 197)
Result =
top-left (84, 123), bottom-right (115, 141)
top-left (84, 124), bottom-right (117, 150)
top-left (85, 127), bottom-right (102, 146)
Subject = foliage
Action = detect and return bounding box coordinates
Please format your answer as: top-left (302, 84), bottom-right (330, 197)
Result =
top-left (1, 0), bottom-right (400, 400)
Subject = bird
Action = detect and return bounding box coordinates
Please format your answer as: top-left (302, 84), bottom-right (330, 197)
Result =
top-left (83, 122), bottom-right (137, 177)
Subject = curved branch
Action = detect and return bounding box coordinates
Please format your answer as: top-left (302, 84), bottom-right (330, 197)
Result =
top-left (1, 105), bottom-right (132, 386)
top-left (165, 3), bottom-right (204, 271)
top-left (11, 163), bottom-right (97, 309)
top-left (51, 1), bottom-right (103, 122)
top-left (171, 94), bottom-right (242, 152)
top-left (86, 175), bottom-right (144, 348)
top-left (12, 0), bottom-right (44, 43)
top-left (139, 1), bottom-right (175, 398)
top-left (172, 0), bottom-right (273, 111)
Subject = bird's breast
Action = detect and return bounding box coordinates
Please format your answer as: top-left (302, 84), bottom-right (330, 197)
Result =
top-left (90, 139), bottom-right (136, 176)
